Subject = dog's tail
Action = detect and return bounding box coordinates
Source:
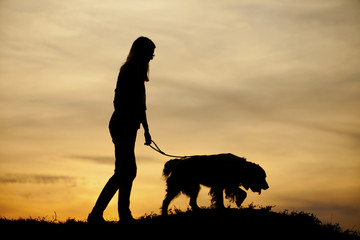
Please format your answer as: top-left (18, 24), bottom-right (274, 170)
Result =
top-left (163, 159), bottom-right (182, 179)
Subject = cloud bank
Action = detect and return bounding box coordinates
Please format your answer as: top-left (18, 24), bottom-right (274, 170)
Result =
top-left (0, 173), bottom-right (76, 184)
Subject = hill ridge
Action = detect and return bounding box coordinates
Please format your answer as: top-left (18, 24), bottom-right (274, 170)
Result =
top-left (1, 206), bottom-right (358, 240)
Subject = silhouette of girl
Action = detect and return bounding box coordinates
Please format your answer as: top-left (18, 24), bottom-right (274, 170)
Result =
top-left (88, 37), bottom-right (155, 223)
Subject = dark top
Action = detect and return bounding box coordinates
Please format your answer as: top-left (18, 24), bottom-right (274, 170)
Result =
top-left (109, 61), bottom-right (147, 135)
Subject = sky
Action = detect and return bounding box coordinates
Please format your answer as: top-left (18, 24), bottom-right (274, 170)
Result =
top-left (1, 0), bottom-right (360, 229)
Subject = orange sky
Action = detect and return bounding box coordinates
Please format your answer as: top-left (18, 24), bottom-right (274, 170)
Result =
top-left (1, 0), bottom-right (359, 229)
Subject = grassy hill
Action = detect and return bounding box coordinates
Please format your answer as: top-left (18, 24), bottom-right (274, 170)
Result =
top-left (1, 205), bottom-right (358, 239)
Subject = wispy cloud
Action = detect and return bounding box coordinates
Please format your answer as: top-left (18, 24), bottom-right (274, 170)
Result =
top-left (0, 174), bottom-right (76, 184)
top-left (69, 154), bottom-right (160, 164)
top-left (69, 155), bottom-right (114, 165)
top-left (277, 194), bottom-right (360, 225)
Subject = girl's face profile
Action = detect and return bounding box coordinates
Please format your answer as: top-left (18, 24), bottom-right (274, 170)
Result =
top-left (145, 49), bottom-right (155, 62)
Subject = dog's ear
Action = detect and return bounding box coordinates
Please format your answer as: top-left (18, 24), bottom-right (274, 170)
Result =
top-left (235, 190), bottom-right (247, 207)
top-left (225, 187), bottom-right (247, 207)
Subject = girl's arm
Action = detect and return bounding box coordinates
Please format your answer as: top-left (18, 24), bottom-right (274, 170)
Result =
top-left (142, 111), bottom-right (152, 145)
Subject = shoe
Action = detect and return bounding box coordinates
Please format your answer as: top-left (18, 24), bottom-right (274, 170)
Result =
top-left (87, 212), bottom-right (107, 224)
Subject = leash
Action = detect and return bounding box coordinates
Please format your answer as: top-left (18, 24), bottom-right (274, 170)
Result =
top-left (147, 140), bottom-right (187, 158)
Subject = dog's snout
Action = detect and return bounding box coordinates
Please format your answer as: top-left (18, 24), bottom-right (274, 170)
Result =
top-left (262, 181), bottom-right (269, 190)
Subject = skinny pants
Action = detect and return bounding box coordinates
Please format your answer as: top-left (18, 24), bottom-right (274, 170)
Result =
top-left (92, 127), bottom-right (137, 218)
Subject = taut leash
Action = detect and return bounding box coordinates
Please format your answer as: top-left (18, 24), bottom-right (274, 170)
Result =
top-left (147, 140), bottom-right (187, 158)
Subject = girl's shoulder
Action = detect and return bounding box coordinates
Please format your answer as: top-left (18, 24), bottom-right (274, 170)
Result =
top-left (118, 62), bottom-right (133, 80)
top-left (120, 61), bottom-right (138, 73)
top-left (118, 62), bottom-right (142, 87)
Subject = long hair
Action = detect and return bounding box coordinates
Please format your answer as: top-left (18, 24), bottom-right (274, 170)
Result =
top-left (122, 36), bottom-right (156, 82)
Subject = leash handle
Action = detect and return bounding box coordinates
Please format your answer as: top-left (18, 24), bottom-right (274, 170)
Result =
top-left (148, 140), bottom-right (187, 158)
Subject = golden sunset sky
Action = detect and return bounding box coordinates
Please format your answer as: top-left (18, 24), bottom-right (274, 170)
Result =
top-left (1, 0), bottom-right (359, 229)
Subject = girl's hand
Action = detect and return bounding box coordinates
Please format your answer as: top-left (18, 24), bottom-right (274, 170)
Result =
top-left (144, 131), bottom-right (152, 145)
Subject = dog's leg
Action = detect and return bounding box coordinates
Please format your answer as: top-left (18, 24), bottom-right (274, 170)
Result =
top-left (161, 187), bottom-right (180, 215)
top-left (188, 184), bottom-right (200, 211)
top-left (210, 187), bottom-right (225, 209)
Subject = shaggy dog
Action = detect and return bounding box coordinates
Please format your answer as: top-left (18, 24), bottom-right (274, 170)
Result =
top-left (161, 153), bottom-right (269, 215)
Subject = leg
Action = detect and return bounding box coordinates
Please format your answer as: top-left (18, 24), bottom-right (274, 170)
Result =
top-left (162, 181), bottom-right (180, 215)
top-left (88, 173), bottom-right (120, 222)
top-left (89, 118), bottom-right (138, 223)
top-left (209, 187), bottom-right (225, 209)
top-left (185, 184), bottom-right (200, 211)
top-left (118, 177), bottom-right (135, 221)
top-left (114, 129), bottom-right (137, 221)
top-left (117, 158), bottom-right (136, 221)
top-left (190, 185), bottom-right (200, 211)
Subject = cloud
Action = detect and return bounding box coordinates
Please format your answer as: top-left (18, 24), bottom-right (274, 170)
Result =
top-left (0, 173), bottom-right (76, 184)
top-left (278, 195), bottom-right (360, 217)
top-left (69, 154), bottom-right (159, 165)
top-left (69, 155), bottom-right (114, 165)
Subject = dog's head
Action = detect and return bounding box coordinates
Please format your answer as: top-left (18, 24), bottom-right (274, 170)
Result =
top-left (242, 163), bottom-right (269, 195)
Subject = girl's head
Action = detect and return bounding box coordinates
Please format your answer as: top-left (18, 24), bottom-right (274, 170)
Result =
top-left (127, 36), bottom-right (156, 64)
top-left (124, 36), bottom-right (155, 82)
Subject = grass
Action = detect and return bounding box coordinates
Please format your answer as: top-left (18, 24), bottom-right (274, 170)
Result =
top-left (0, 205), bottom-right (358, 240)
